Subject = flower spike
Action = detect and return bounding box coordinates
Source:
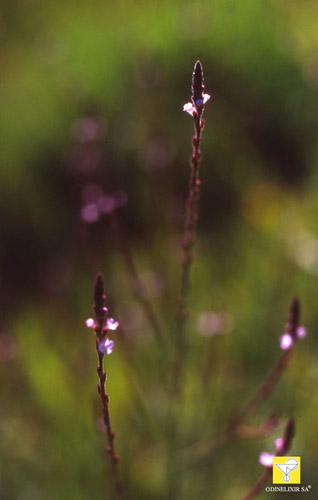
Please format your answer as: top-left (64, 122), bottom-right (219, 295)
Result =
top-left (183, 60), bottom-right (210, 116)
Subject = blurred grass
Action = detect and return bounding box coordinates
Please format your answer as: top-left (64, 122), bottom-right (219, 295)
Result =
top-left (1, 0), bottom-right (318, 499)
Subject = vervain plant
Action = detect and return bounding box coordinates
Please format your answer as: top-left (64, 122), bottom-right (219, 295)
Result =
top-left (86, 273), bottom-right (123, 499)
top-left (86, 61), bottom-right (307, 500)
top-left (176, 60), bottom-right (210, 367)
top-left (242, 417), bottom-right (295, 500)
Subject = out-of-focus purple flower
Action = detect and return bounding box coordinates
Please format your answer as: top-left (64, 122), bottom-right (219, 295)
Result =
top-left (259, 452), bottom-right (274, 467)
top-left (107, 318), bottom-right (119, 331)
top-left (259, 419), bottom-right (295, 469)
top-left (98, 338), bottom-right (114, 355)
top-left (86, 318), bottom-right (95, 328)
top-left (103, 306), bottom-right (108, 314)
top-left (275, 437), bottom-right (284, 454)
top-left (81, 203), bottom-right (100, 223)
top-left (280, 333), bottom-right (294, 350)
top-left (80, 184), bottom-right (128, 223)
top-left (296, 326), bottom-right (307, 339)
top-left (197, 311), bottom-right (234, 337)
top-left (72, 116), bottom-right (107, 143)
top-left (280, 324), bottom-right (307, 350)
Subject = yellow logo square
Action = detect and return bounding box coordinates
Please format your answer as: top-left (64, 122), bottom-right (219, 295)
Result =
top-left (273, 456), bottom-right (301, 484)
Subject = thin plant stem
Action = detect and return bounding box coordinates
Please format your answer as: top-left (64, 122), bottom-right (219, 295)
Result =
top-left (241, 418), bottom-right (295, 500)
top-left (175, 414), bottom-right (278, 466)
top-left (241, 468), bottom-right (272, 500)
top-left (93, 273), bottom-right (123, 499)
top-left (229, 350), bottom-right (292, 428)
top-left (166, 61), bottom-right (210, 499)
top-left (228, 297), bottom-right (300, 429)
top-left (175, 60), bottom-right (210, 375)
top-left (110, 213), bottom-right (165, 349)
top-left (177, 299), bottom-right (302, 464)
top-left (96, 348), bottom-right (123, 499)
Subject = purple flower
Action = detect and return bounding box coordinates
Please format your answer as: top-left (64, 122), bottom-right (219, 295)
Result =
top-left (85, 318), bottom-right (95, 328)
top-left (280, 333), bottom-right (294, 350)
top-left (259, 452), bottom-right (274, 467)
top-left (296, 326), bottom-right (306, 339)
top-left (81, 203), bottom-right (100, 223)
top-left (183, 94), bottom-right (210, 116)
top-left (107, 318), bottom-right (119, 331)
top-left (259, 419), bottom-right (295, 470)
top-left (275, 437), bottom-right (284, 454)
top-left (98, 338), bottom-right (114, 355)
top-left (279, 324), bottom-right (307, 350)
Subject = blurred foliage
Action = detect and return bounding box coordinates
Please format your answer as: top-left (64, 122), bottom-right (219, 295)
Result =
top-left (1, 0), bottom-right (318, 499)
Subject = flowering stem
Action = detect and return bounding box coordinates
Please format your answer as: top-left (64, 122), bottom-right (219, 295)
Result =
top-left (176, 299), bottom-right (304, 464)
top-left (241, 418), bottom-right (295, 500)
top-left (167, 61), bottom-right (210, 497)
top-left (228, 298), bottom-right (301, 430)
top-left (93, 273), bottom-right (123, 499)
top-left (176, 60), bottom-right (210, 367)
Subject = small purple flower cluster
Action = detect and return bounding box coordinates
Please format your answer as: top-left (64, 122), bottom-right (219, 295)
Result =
top-left (259, 436), bottom-right (285, 467)
top-left (279, 325), bottom-right (306, 351)
top-left (183, 60), bottom-right (211, 117)
top-left (183, 93), bottom-right (210, 116)
top-left (85, 315), bottom-right (119, 355)
top-left (259, 418), bottom-right (295, 468)
top-left (81, 184), bottom-right (128, 223)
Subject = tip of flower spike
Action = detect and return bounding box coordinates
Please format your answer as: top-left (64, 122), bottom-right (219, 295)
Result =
top-left (94, 272), bottom-right (104, 302)
top-left (193, 60), bottom-right (203, 85)
top-left (85, 318), bottom-right (95, 328)
top-left (259, 452), bottom-right (274, 468)
top-left (289, 296), bottom-right (300, 327)
top-left (107, 318), bottom-right (119, 331)
top-left (192, 60), bottom-right (204, 105)
top-left (280, 333), bottom-right (294, 350)
top-left (98, 338), bottom-right (114, 355)
top-left (290, 296), bottom-right (300, 315)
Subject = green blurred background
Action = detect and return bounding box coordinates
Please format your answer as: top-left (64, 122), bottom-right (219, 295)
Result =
top-left (1, 1), bottom-right (318, 499)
